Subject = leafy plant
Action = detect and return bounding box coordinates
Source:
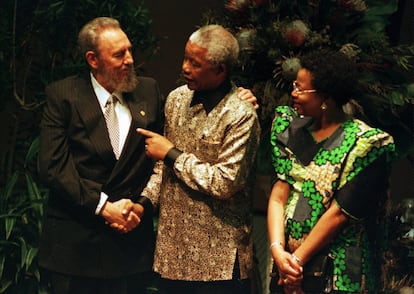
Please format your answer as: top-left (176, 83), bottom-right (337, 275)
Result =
top-left (0, 138), bottom-right (49, 293)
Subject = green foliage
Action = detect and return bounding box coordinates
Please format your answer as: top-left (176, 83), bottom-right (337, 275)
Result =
top-left (0, 138), bottom-right (49, 294)
top-left (203, 0), bottom-right (414, 160)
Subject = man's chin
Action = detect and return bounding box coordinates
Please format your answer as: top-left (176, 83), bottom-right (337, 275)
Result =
top-left (186, 81), bottom-right (200, 91)
top-left (117, 76), bottom-right (138, 92)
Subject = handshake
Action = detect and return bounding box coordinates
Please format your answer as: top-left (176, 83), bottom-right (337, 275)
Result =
top-left (100, 199), bottom-right (144, 233)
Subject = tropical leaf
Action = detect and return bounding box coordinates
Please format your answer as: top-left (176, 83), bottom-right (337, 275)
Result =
top-left (4, 217), bottom-right (15, 240)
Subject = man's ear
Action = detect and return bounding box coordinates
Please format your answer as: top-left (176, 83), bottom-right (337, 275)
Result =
top-left (216, 64), bottom-right (226, 74)
top-left (215, 64), bottom-right (228, 81)
top-left (85, 51), bottom-right (98, 69)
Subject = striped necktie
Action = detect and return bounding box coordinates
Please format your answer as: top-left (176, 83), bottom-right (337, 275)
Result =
top-left (104, 94), bottom-right (120, 159)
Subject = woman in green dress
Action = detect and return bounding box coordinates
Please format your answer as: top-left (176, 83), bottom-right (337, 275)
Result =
top-left (267, 49), bottom-right (395, 293)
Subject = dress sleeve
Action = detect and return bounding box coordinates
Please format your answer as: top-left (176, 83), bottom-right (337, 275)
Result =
top-left (334, 129), bottom-right (395, 220)
top-left (270, 106), bottom-right (296, 185)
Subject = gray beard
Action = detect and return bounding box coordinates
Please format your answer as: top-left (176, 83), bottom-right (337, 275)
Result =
top-left (104, 67), bottom-right (139, 93)
top-left (115, 70), bottom-right (138, 92)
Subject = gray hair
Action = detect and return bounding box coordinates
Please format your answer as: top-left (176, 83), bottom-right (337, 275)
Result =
top-left (189, 24), bottom-right (239, 70)
top-left (77, 17), bottom-right (121, 56)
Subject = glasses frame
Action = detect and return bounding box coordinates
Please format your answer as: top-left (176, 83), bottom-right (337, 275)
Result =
top-left (292, 81), bottom-right (317, 95)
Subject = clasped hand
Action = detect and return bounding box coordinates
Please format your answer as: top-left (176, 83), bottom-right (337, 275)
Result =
top-left (100, 199), bottom-right (143, 233)
top-left (272, 248), bottom-right (304, 294)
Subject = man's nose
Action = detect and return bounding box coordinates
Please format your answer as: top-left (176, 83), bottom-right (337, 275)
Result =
top-left (124, 50), bottom-right (134, 64)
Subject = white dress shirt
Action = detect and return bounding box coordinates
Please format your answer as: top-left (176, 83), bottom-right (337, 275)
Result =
top-left (90, 73), bottom-right (132, 214)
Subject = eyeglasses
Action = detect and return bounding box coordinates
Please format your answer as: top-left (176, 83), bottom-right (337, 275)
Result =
top-left (292, 81), bottom-right (317, 95)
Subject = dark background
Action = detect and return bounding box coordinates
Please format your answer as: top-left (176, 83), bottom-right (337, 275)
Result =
top-left (140, 0), bottom-right (222, 95)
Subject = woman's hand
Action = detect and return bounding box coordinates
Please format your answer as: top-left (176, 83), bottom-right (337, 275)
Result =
top-left (271, 246), bottom-right (303, 288)
top-left (237, 87), bottom-right (259, 109)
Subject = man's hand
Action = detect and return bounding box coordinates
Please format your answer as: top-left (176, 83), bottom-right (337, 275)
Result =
top-left (128, 203), bottom-right (145, 218)
top-left (137, 128), bottom-right (174, 160)
top-left (238, 87), bottom-right (259, 109)
top-left (100, 199), bottom-right (140, 233)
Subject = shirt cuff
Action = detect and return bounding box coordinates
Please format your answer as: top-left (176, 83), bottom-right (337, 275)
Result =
top-left (164, 147), bottom-right (182, 169)
top-left (95, 192), bottom-right (109, 215)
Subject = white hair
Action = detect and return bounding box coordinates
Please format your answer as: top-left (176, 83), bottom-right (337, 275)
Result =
top-left (189, 24), bottom-right (239, 69)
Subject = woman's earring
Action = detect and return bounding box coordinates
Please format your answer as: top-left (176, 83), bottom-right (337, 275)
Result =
top-left (321, 102), bottom-right (328, 111)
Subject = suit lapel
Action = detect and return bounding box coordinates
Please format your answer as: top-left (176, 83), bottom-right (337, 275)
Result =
top-left (73, 77), bottom-right (152, 183)
top-left (74, 78), bottom-right (116, 166)
top-left (111, 92), bottom-right (148, 175)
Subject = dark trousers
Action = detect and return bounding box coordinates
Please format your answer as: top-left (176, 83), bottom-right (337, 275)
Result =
top-left (43, 270), bottom-right (156, 294)
top-left (158, 254), bottom-right (252, 294)
top-left (158, 278), bottom-right (252, 294)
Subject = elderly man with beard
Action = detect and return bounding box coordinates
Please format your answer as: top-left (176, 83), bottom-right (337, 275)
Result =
top-left (37, 17), bottom-right (162, 294)
top-left (38, 17), bottom-right (258, 294)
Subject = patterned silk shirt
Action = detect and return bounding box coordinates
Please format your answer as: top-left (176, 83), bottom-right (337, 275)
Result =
top-left (142, 83), bottom-right (261, 281)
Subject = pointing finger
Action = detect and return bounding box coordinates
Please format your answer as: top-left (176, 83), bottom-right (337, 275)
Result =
top-left (136, 128), bottom-right (155, 138)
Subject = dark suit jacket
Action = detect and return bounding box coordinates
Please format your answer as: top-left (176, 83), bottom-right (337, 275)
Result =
top-left (38, 74), bottom-right (163, 278)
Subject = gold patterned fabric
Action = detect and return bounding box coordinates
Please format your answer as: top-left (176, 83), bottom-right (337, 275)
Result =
top-left (142, 84), bottom-right (260, 281)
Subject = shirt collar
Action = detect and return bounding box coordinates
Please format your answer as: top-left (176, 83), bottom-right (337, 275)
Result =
top-left (190, 79), bottom-right (232, 114)
top-left (90, 73), bottom-right (123, 107)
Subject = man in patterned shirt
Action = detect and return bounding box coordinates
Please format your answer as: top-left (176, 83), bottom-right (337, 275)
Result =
top-left (134, 24), bottom-right (261, 294)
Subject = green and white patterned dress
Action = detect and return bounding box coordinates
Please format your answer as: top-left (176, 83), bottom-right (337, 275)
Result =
top-left (270, 106), bottom-right (395, 292)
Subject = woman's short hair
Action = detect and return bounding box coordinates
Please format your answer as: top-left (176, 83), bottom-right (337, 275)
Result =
top-left (189, 24), bottom-right (239, 70)
top-left (300, 49), bottom-right (358, 106)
